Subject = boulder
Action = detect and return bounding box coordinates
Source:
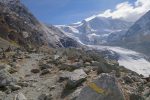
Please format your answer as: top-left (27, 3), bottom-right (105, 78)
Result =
top-left (129, 93), bottom-right (144, 100)
top-left (17, 82), bottom-right (28, 87)
top-left (39, 64), bottom-right (52, 70)
top-left (0, 69), bottom-right (17, 87)
top-left (84, 62), bottom-right (91, 66)
top-left (146, 82), bottom-right (150, 87)
top-left (10, 84), bottom-right (21, 91)
top-left (143, 76), bottom-right (150, 82)
top-left (67, 88), bottom-right (82, 100)
top-left (0, 91), bottom-right (5, 99)
top-left (38, 93), bottom-right (52, 100)
top-left (123, 75), bottom-right (134, 84)
top-left (31, 69), bottom-right (40, 73)
top-left (143, 88), bottom-right (150, 100)
top-left (40, 69), bottom-right (51, 75)
top-left (60, 69), bottom-right (87, 88)
top-left (14, 92), bottom-right (27, 100)
top-left (0, 63), bottom-right (17, 73)
top-left (8, 67), bottom-right (18, 74)
top-left (0, 64), bottom-right (11, 71)
top-left (77, 73), bottom-right (125, 100)
top-left (83, 66), bottom-right (92, 74)
top-left (146, 96), bottom-right (150, 100)
top-left (54, 55), bottom-right (60, 60)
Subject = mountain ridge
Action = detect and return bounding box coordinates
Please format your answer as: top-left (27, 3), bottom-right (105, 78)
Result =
top-left (56, 16), bottom-right (133, 45)
top-left (0, 0), bottom-right (80, 50)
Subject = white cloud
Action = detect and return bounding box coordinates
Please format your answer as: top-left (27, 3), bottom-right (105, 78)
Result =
top-left (98, 0), bottom-right (150, 22)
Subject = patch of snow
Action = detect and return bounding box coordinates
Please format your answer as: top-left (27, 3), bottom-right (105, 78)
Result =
top-left (55, 25), bottom-right (66, 27)
top-left (73, 21), bottom-right (82, 25)
top-left (85, 15), bottom-right (96, 21)
top-left (87, 33), bottom-right (101, 38)
top-left (68, 26), bottom-right (79, 34)
top-left (60, 30), bottom-right (85, 45)
top-left (104, 29), bottom-right (122, 33)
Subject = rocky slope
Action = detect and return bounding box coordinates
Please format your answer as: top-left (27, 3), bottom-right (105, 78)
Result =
top-left (56, 17), bottom-right (132, 45)
top-left (0, 48), bottom-right (149, 100)
top-left (0, 0), bottom-right (150, 100)
top-left (0, 0), bottom-right (80, 50)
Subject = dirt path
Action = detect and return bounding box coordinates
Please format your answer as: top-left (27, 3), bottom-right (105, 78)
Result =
top-left (4, 53), bottom-right (60, 100)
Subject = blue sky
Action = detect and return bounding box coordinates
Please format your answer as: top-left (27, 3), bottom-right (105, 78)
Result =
top-left (21, 0), bottom-right (136, 25)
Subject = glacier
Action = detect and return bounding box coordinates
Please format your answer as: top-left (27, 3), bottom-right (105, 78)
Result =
top-left (88, 45), bottom-right (150, 77)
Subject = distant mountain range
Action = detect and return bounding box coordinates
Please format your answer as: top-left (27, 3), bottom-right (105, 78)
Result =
top-left (56, 16), bottom-right (133, 45)
top-left (57, 11), bottom-right (150, 56)
top-left (0, 0), bottom-right (150, 56)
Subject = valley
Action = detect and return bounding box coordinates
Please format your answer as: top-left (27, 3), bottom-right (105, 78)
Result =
top-left (0, 0), bottom-right (150, 100)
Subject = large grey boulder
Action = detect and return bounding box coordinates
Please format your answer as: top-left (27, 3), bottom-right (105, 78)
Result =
top-left (77, 73), bottom-right (125, 100)
top-left (60, 69), bottom-right (87, 88)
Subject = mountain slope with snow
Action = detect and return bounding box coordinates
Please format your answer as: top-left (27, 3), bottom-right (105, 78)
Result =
top-left (56, 16), bottom-right (133, 45)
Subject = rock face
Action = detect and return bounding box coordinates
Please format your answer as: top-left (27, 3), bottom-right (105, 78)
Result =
top-left (118, 10), bottom-right (150, 56)
top-left (0, 0), bottom-right (80, 49)
top-left (60, 36), bottom-right (80, 48)
top-left (47, 25), bottom-right (80, 48)
top-left (77, 73), bottom-right (125, 100)
top-left (0, 0), bottom-right (46, 48)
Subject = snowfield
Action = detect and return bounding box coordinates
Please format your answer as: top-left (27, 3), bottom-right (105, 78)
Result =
top-left (88, 45), bottom-right (150, 77)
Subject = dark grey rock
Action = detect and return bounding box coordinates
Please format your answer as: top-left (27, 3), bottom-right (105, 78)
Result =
top-left (77, 73), bottom-right (125, 100)
top-left (31, 69), bottom-right (40, 73)
top-left (40, 69), bottom-right (51, 75)
top-left (40, 64), bottom-right (52, 70)
top-left (10, 84), bottom-right (21, 91)
top-left (129, 93), bottom-right (144, 100)
top-left (38, 93), bottom-right (52, 100)
top-left (123, 75), bottom-right (134, 84)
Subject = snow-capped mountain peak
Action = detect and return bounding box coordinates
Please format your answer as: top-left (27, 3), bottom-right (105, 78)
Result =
top-left (56, 16), bottom-right (133, 45)
top-left (85, 15), bottom-right (97, 21)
